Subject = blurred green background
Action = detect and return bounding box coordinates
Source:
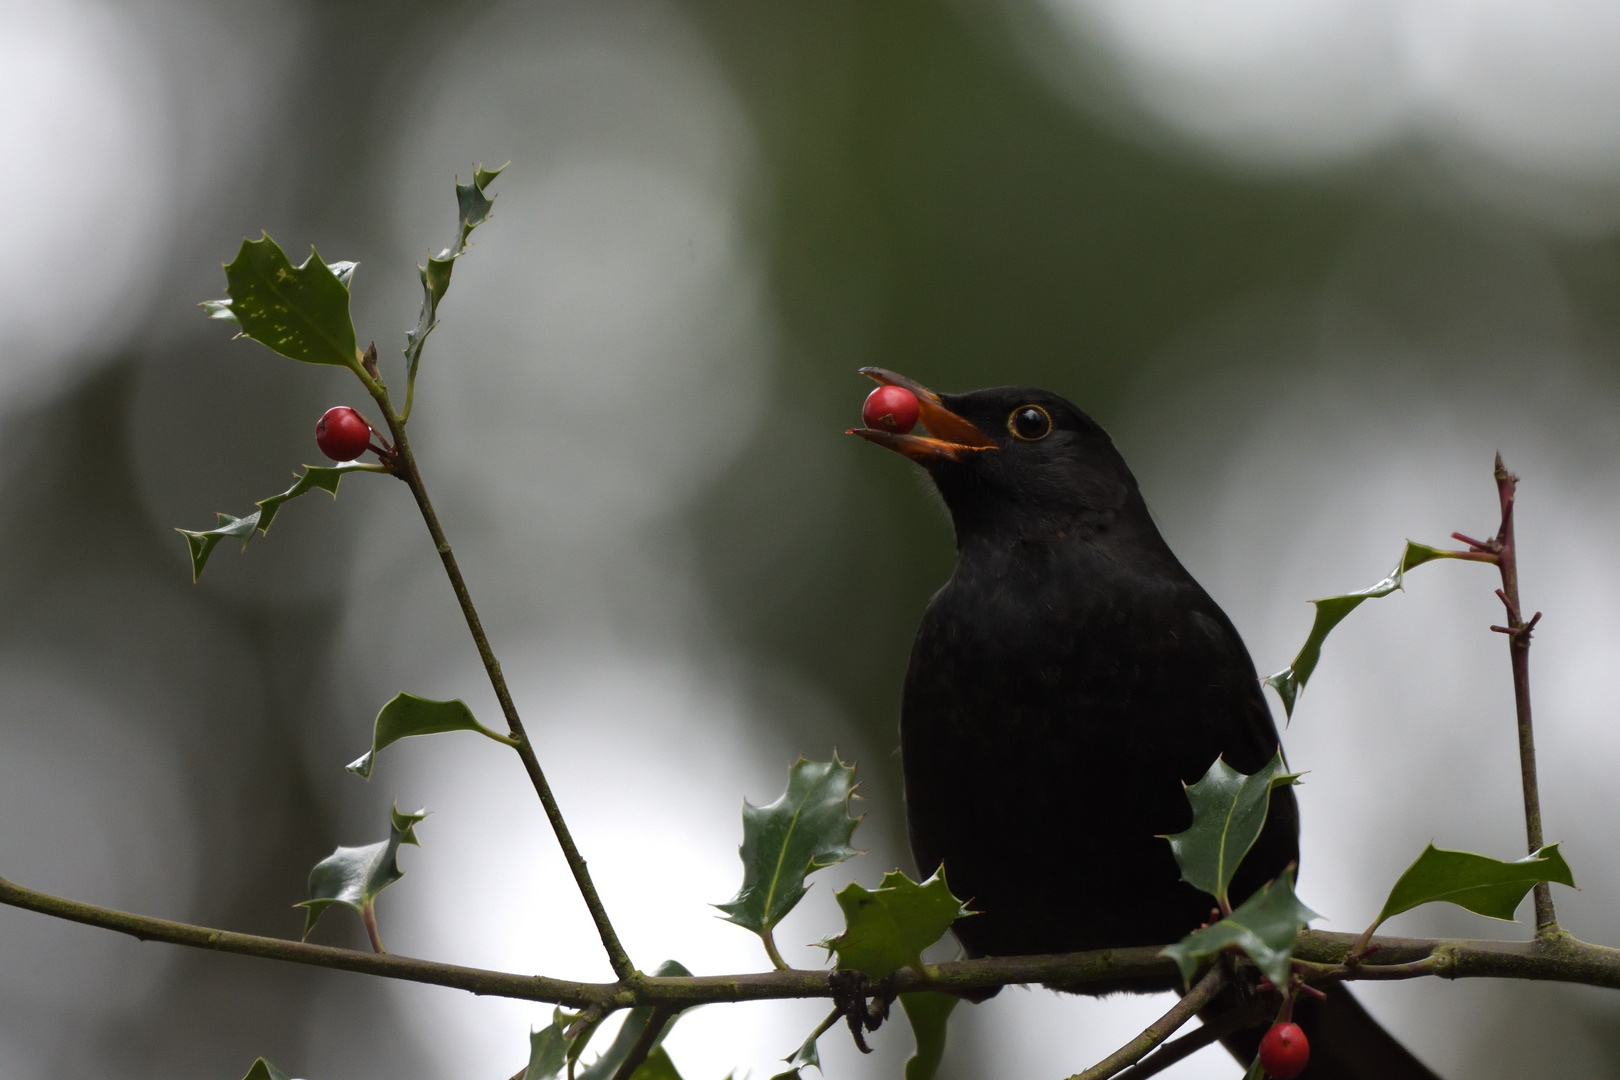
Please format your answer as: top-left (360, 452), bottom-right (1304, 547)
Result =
top-left (5, 1), bottom-right (1620, 1077)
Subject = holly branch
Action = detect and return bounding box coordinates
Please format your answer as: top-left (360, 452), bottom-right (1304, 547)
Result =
top-left (0, 167), bottom-right (1608, 1080)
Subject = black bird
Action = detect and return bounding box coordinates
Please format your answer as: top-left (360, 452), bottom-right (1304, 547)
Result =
top-left (852, 369), bottom-right (1439, 1079)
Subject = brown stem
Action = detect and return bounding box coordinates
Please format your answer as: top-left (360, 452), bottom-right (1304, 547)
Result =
top-left (1068, 967), bottom-right (1226, 1080)
top-left (1490, 453), bottom-right (1557, 936)
top-left (1115, 992), bottom-right (1273, 1080)
top-left (368, 384), bottom-right (638, 983)
top-left (1113, 1023), bottom-right (1222, 1080)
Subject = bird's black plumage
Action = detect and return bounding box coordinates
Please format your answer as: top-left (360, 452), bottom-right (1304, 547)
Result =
top-left (855, 373), bottom-right (1440, 1078)
top-left (896, 384), bottom-right (1297, 958)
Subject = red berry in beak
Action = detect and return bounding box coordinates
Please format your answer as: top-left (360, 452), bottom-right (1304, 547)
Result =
top-left (1258, 1022), bottom-right (1310, 1079)
top-left (315, 406), bottom-right (372, 461)
top-left (862, 385), bottom-right (920, 434)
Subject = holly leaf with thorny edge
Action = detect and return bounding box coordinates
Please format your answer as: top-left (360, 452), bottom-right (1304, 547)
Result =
top-left (177, 460), bottom-right (382, 581)
top-left (203, 233), bottom-right (364, 373)
top-left (824, 868), bottom-right (971, 979)
top-left (1162, 752), bottom-right (1300, 912)
top-left (767, 1027), bottom-right (822, 1080)
top-left (1162, 868), bottom-right (1318, 987)
top-left (1370, 842), bottom-right (1576, 933)
top-left (297, 804), bottom-right (427, 949)
top-left (346, 692), bottom-right (519, 779)
top-left (1264, 541), bottom-right (1467, 719)
top-left (524, 1008), bottom-right (575, 1080)
top-left (240, 1059), bottom-right (294, 1080)
top-left (716, 755), bottom-right (862, 967)
top-left (401, 162), bottom-right (507, 421)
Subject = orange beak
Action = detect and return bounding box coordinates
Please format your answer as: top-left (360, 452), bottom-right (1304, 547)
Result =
top-left (848, 368), bottom-right (998, 463)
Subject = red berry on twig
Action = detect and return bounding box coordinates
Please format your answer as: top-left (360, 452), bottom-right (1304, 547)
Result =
top-left (315, 406), bottom-right (373, 461)
top-left (1259, 1022), bottom-right (1310, 1079)
top-left (862, 385), bottom-right (920, 434)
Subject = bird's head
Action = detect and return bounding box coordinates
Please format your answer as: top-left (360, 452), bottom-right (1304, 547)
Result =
top-left (850, 367), bottom-right (1148, 543)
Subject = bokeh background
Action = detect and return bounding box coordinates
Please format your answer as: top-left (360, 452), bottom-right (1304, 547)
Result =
top-left (4, 0), bottom-right (1620, 1077)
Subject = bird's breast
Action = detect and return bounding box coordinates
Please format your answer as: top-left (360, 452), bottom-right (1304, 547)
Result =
top-left (898, 540), bottom-right (1289, 956)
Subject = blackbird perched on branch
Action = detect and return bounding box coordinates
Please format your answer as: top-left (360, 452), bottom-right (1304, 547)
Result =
top-left (852, 369), bottom-right (1439, 1079)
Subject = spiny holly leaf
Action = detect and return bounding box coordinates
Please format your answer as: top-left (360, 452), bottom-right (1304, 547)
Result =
top-left (205, 233), bottom-right (362, 371)
top-left (297, 804), bottom-right (427, 942)
top-left (347, 692), bottom-right (519, 779)
top-left (1372, 842), bottom-right (1575, 931)
top-left (177, 461), bottom-right (381, 581)
top-left (1264, 541), bottom-right (1463, 719)
top-left (824, 868), bottom-right (971, 978)
top-left (1162, 868), bottom-right (1316, 987)
top-left (576, 960), bottom-right (692, 1080)
top-left (402, 163), bottom-right (507, 413)
top-left (241, 1059), bottom-right (294, 1080)
top-left (1162, 752), bottom-right (1300, 910)
top-left (767, 1027), bottom-right (822, 1080)
top-left (177, 512), bottom-right (258, 581)
top-left (900, 991), bottom-right (959, 1080)
top-left (525, 1008), bottom-right (577, 1080)
top-left (716, 756), bottom-right (862, 943)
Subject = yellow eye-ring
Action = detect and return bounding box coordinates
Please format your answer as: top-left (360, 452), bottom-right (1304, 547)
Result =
top-left (1008, 405), bottom-right (1052, 441)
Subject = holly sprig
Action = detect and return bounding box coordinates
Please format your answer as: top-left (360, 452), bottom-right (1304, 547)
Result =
top-left (0, 166), bottom-right (1608, 1080)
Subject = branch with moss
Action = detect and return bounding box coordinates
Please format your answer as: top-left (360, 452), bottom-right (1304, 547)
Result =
top-left (3, 873), bottom-right (1619, 1014)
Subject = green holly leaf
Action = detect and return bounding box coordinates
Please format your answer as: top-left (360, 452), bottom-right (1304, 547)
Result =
top-left (626, 1048), bottom-right (683, 1080)
top-left (297, 804), bottom-right (427, 943)
top-left (524, 1008), bottom-right (577, 1080)
top-left (177, 512), bottom-right (259, 581)
top-left (1162, 868), bottom-right (1316, 987)
top-left (346, 692), bottom-right (519, 779)
top-left (206, 233), bottom-right (362, 371)
top-left (402, 163), bottom-right (506, 419)
top-left (1264, 541), bottom-right (1462, 718)
top-left (1371, 842), bottom-right (1575, 932)
top-left (1162, 752), bottom-right (1300, 910)
top-left (177, 461), bottom-right (382, 581)
top-left (576, 960), bottom-right (692, 1080)
top-left (241, 1059), bottom-right (294, 1080)
top-left (900, 991), bottom-right (959, 1080)
top-left (768, 1026), bottom-right (823, 1080)
top-left (824, 868), bottom-right (971, 978)
top-left (715, 756), bottom-right (862, 952)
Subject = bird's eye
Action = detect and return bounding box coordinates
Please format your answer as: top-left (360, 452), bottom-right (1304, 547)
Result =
top-left (1008, 405), bottom-right (1052, 441)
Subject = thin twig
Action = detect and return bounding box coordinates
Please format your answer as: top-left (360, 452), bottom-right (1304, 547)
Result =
top-left (1112, 1025), bottom-right (1219, 1080)
top-left (1489, 453), bottom-right (1557, 936)
top-left (1114, 994), bottom-right (1272, 1080)
top-left (1293, 956), bottom-right (1443, 981)
top-left (371, 386), bottom-right (638, 983)
top-left (1068, 967), bottom-right (1227, 1080)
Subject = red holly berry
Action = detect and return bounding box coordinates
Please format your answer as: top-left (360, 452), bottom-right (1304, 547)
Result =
top-left (1259, 1022), bottom-right (1310, 1079)
top-left (315, 406), bottom-right (372, 461)
top-left (862, 385), bottom-right (920, 434)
